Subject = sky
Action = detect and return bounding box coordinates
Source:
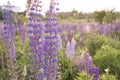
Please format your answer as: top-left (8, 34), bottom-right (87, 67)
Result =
top-left (0, 0), bottom-right (120, 13)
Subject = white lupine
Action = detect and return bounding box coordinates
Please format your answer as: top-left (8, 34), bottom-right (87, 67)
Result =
top-left (70, 38), bottom-right (76, 59)
top-left (66, 41), bottom-right (71, 59)
top-left (66, 38), bottom-right (76, 59)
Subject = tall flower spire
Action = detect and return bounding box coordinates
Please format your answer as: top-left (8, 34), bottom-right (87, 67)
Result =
top-left (2, 1), bottom-right (17, 80)
top-left (28, 0), bottom-right (43, 80)
top-left (44, 0), bottom-right (59, 79)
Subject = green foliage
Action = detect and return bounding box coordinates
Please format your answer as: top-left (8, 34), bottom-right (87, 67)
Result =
top-left (12, 12), bottom-right (28, 25)
top-left (15, 34), bottom-right (30, 80)
top-left (72, 9), bottom-right (78, 19)
top-left (0, 8), bottom-right (3, 20)
top-left (103, 11), bottom-right (116, 24)
top-left (58, 49), bottom-right (77, 80)
top-left (99, 68), bottom-right (116, 80)
top-left (0, 31), bottom-right (30, 79)
top-left (74, 71), bottom-right (93, 80)
top-left (19, 14), bottom-right (28, 23)
top-left (93, 10), bottom-right (106, 24)
top-left (115, 12), bottom-right (120, 20)
top-left (67, 17), bottom-right (75, 23)
top-left (93, 10), bottom-right (117, 24)
top-left (0, 38), bottom-right (6, 79)
top-left (84, 33), bottom-right (120, 56)
top-left (93, 44), bottom-right (120, 79)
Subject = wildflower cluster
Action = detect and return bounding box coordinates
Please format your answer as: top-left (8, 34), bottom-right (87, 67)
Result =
top-left (28, 0), bottom-right (59, 80)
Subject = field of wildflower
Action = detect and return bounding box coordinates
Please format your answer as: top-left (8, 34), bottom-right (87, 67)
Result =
top-left (0, 0), bottom-right (120, 80)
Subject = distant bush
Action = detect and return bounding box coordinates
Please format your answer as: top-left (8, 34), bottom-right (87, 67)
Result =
top-left (84, 33), bottom-right (120, 56)
top-left (93, 10), bottom-right (116, 24)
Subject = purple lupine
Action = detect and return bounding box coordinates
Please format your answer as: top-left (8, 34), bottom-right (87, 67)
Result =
top-left (16, 17), bottom-right (27, 45)
top-left (76, 51), bottom-right (92, 72)
top-left (75, 51), bottom-right (99, 79)
top-left (89, 66), bottom-right (99, 80)
top-left (20, 25), bottom-right (27, 45)
top-left (28, 0), bottom-right (43, 80)
top-left (44, 0), bottom-right (59, 79)
top-left (68, 31), bottom-right (73, 42)
top-left (83, 52), bottom-right (93, 71)
top-left (113, 23), bottom-right (120, 32)
top-left (96, 24), bottom-right (105, 35)
top-left (2, 1), bottom-right (17, 80)
top-left (59, 24), bottom-right (78, 48)
top-left (61, 31), bottom-right (67, 46)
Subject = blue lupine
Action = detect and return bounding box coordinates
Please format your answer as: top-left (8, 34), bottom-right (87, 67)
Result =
top-left (28, 0), bottom-right (43, 80)
top-left (2, 1), bottom-right (17, 80)
top-left (44, 0), bottom-right (59, 79)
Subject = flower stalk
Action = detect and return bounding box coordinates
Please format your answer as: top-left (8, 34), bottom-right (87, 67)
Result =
top-left (2, 1), bottom-right (17, 80)
top-left (44, 0), bottom-right (59, 79)
top-left (28, 0), bottom-right (43, 79)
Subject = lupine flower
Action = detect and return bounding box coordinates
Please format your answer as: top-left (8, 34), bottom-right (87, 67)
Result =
top-left (28, 0), bottom-right (43, 79)
top-left (70, 38), bottom-right (76, 56)
top-left (74, 51), bottom-right (99, 80)
top-left (113, 24), bottom-right (120, 32)
top-left (89, 66), bottom-right (99, 80)
top-left (2, 1), bottom-right (17, 80)
top-left (66, 38), bottom-right (76, 59)
top-left (76, 51), bottom-right (92, 72)
top-left (16, 17), bottom-right (27, 45)
top-left (66, 41), bottom-right (71, 59)
top-left (43, 0), bottom-right (59, 79)
top-left (68, 31), bottom-right (72, 42)
top-left (20, 25), bottom-right (27, 45)
top-left (61, 31), bottom-right (67, 46)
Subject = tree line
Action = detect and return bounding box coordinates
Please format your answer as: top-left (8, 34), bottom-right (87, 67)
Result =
top-left (1, 7), bottom-right (120, 24)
